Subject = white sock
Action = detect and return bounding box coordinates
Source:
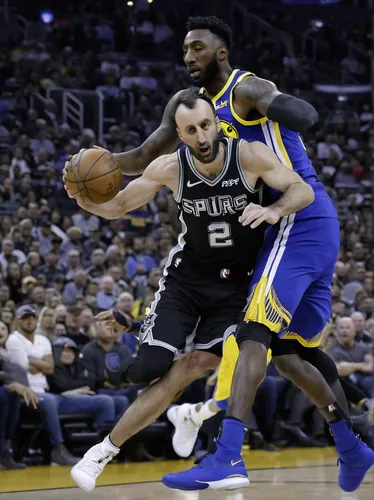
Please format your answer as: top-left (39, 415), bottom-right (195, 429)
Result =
top-left (190, 399), bottom-right (219, 426)
top-left (104, 435), bottom-right (120, 453)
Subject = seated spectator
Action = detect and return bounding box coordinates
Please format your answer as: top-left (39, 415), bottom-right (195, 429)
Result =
top-left (86, 249), bottom-right (106, 281)
top-left (96, 275), bottom-right (117, 311)
top-left (351, 311), bottom-right (373, 345)
top-left (47, 337), bottom-right (123, 429)
top-left (35, 250), bottom-right (64, 286)
top-left (125, 236), bottom-right (157, 280)
top-left (35, 307), bottom-right (57, 342)
top-left (0, 320), bottom-right (39, 469)
top-left (54, 322), bottom-right (67, 337)
top-left (65, 307), bottom-right (95, 349)
top-left (327, 317), bottom-right (373, 397)
top-left (62, 269), bottom-right (87, 306)
top-left (5, 305), bottom-right (79, 466)
top-left (80, 321), bottom-right (134, 410)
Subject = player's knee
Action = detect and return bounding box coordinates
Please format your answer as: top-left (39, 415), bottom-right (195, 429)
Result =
top-left (124, 345), bottom-right (174, 384)
top-left (183, 350), bottom-right (220, 378)
top-left (273, 353), bottom-right (303, 380)
top-left (235, 321), bottom-right (272, 350)
top-left (296, 346), bottom-right (339, 385)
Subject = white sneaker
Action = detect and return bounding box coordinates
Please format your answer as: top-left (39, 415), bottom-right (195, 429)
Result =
top-left (71, 436), bottom-right (119, 492)
top-left (167, 404), bottom-right (200, 458)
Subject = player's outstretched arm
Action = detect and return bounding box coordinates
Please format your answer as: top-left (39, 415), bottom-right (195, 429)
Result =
top-left (239, 141), bottom-right (314, 228)
top-left (235, 76), bottom-right (318, 132)
top-left (114, 90), bottom-right (187, 175)
top-left (65, 155), bottom-right (178, 220)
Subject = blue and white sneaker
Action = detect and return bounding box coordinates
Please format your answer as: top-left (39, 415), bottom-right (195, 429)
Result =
top-left (162, 452), bottom-right (249, 491)
top-left (337, 438), bottom-right (374, 492)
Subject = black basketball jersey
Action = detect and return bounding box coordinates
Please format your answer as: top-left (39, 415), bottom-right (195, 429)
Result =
top-left (174, 137), bottom-right (265, 277)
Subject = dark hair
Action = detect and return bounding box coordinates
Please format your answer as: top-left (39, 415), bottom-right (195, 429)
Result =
top-left (186, 16), bottom-right (232, 50)
top-left (175, 88), bottom-right (216, 121)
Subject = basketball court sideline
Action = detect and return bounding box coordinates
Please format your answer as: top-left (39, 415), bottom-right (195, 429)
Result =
top-left (1, 448), bottom-right (373, 500)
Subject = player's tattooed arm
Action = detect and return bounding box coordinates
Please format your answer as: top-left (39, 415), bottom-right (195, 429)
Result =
top-left (235, 76), bottom-right (319, 132)
top-left (70, 154), bottom-right (179, 219)
top-left (114, 91), bottom-right (185, 176)
top-left (239, 140), bottom-right (314, 228)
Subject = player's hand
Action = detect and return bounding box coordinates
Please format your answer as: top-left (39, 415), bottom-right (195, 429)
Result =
top-left (95, 310), bottom-right (132, 333)
top-left (239, 203), bottom-right (282, 228)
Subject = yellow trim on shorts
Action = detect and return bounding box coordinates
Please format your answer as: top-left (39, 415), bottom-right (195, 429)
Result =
top-left (244, 276), bottom-right (291, 333)
top-left (214, 333), bottom-right (272, 403)
top-left (282, 330), bottom-right (322, 348)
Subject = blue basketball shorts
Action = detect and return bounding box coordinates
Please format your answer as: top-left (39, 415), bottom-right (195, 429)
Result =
top-left (244, 214), bottom-right (340, 347)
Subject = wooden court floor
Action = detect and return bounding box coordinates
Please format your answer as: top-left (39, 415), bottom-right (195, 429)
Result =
top-left (0, 448), bottom-right (373, 500)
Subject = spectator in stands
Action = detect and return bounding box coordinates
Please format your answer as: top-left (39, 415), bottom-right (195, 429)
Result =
top-left (125, 236), bottom-right (157, 280)
top-left (62, 269), bottom-right (87, 306)
top-left (5, 262), bottom-right (23, 303)
top-left (0, 320), bottom-right (39, 469)
top-left (30, 286), bottom-right (46, 313)
top-left (64, 250), bottom-right (82, 281)
top-left (5, 305), bottom-right (79, 466)
top-left (80, 321), bottom-right (133, 413)
top-left (327, 317), bottom-right (373, 397)
top-left (36, 307), bottom-right (57, 342)
top-left (0, 239), bottom-right (26, 276)
top-left (351, 311), bottom-right (373, 345)
top-left (96, 275), bottom-right (117, 311)
top-left (86, 248), bottom-right (106, 279)
top-left (47, 337), bottom-right (121, 429)
top-left (35, 251), bottom-right (63, 287)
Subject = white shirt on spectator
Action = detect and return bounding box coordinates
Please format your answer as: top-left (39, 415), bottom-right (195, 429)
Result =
top-left (100, 61), bottom-right (120, 77)
top-left (72, 213), bottom-right (100, 236)
top-left (317, 141), bottom-right (343, 161)
top-left (6, 331), bottom-right (52, 393)
top-left (0, 249), bottom-right (27, 275)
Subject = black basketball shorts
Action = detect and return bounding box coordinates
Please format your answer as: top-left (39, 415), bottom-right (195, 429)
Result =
top-left (139, 272), bottom-right (248, 359)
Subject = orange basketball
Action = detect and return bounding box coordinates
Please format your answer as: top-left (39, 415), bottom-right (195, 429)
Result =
top-left (65, 149), bottom-right (122, 204)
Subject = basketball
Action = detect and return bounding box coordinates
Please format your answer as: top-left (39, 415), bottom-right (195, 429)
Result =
top-left (65, 149), bottom-right (122, 204)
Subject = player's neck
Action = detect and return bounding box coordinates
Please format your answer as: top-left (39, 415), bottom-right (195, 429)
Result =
top-left (204, 66), bottom-right (233, 99)
top-left (193, 142), bottom-right (225, 179)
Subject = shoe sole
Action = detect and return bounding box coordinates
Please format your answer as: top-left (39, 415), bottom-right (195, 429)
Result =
top-left (163, 476), bottom-right (249, 491)
top-left (71, 468), bottom-right (95, 492)
top-left (339, 455), bottom-right (374, 492)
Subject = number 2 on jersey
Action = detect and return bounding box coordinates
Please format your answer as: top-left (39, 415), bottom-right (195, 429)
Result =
top-left (208, 222), bottom-right (233, 248)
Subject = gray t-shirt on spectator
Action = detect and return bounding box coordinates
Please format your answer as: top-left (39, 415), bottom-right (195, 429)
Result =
top-left (327, 342), bottom-right (370, 364)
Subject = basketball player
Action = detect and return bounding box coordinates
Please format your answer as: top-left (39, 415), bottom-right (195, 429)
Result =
top-left (66, 90), bottom-right (315, 491)
top-left (69, 16), bottom-right (352, 420)
top-left (66, 16), bottom-right (372, 491)
top-left (161, 18), bottom-right (374, 493)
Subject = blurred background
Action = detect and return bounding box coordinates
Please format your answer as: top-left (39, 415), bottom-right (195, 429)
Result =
top-left (0, 0), bottom-right (372, 471)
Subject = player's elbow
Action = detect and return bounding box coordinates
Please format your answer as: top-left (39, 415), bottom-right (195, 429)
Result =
top-left (294, 106), bottom-right (319, 133)
top-left (268, 95), bottom-right (319, 132)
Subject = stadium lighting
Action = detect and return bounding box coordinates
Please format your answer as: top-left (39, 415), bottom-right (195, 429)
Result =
top-left (147, 0), bottom-right (153, 3)
top-left (127, 0), bottom-right (134, 5)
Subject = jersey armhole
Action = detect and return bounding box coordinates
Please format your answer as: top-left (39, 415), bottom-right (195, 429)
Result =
top-left (174, 148), bottom-right (184, 203)
top-left (235, 139), bottom-right (257, 194)
top-left (231, 72), bottom-right (269, 126)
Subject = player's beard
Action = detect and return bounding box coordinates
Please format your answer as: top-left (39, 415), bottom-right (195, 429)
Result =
top-left (190, 54), bottom-right (220, 88)
top-left (188, 137), bottom-right (221, 164)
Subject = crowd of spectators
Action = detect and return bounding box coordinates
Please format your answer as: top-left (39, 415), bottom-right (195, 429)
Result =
top-left (0, 0), bottom-right (372, 469)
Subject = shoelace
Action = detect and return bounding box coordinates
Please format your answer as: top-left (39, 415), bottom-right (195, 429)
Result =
top-left (82, 451), bottom-right (116, 475)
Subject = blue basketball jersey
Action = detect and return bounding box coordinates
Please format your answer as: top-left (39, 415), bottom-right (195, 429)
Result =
top-left (209, 69), bottom-right (337, 220)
